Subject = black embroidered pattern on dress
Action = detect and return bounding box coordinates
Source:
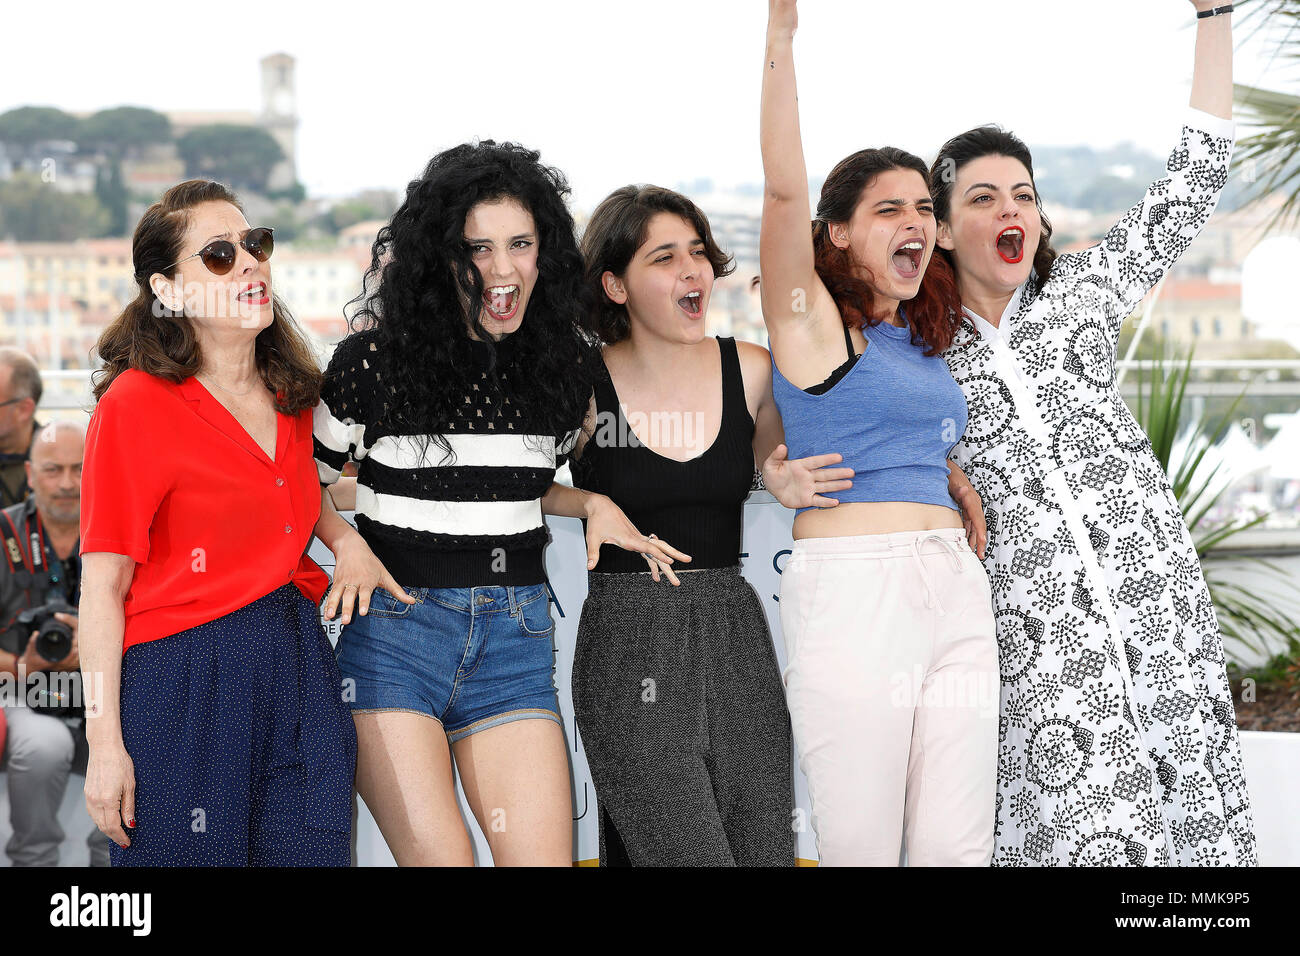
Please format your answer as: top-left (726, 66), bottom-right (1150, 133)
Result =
top-left (939, 117), bottom-right (1256, 866)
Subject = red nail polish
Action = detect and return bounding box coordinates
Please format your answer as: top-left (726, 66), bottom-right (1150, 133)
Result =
top-left (128, 819), bottom-right (136, 828)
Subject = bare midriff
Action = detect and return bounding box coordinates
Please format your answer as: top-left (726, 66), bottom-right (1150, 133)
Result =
top-left (792, 499), bottom-right (962, 541)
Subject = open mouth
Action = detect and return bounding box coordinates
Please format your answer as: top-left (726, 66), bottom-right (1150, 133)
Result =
top-left (995, 227), bottom-right (1025, 264)
top-left (677, 290), bottom-right (703, 318)
top-left (483, 284), bottom-right (521, 320)
top-left (891, 240), bottom-right (924, 279)
top-left (238, 282), bottom-right (269, 305)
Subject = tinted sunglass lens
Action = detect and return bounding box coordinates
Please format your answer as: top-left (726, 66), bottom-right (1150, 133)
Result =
top-left (246, 228), bottom-right (274, 261)
top-left (201, 241), bottom-right (237, 275)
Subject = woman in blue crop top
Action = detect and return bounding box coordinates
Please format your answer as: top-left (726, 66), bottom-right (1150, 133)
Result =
top-left (567, 184), bottom-right (854, 865)
top-left (758, 0), bottom-right (999, 866)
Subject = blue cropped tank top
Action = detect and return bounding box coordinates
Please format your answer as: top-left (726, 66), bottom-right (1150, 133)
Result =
top-left (770, 310), bottom-right (968, 516)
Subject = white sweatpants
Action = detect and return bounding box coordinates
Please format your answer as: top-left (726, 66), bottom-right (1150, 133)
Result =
top-left (779, 528), bottom-right (999, 866)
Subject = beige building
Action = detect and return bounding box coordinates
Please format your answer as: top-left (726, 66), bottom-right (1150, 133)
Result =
top-left (0, 234), bottom-right (367, 368)
top-left (0, 291), bottom-right (104, 369)
top-left (121, 143), bottom-right (186, 198)
top-left (14, 238), bottom-right (133, 314)
top-left (270, 246), bottom-right (367, 344)
top-left (0, 242), bottom-right (26, 301)
top-left (338, 220), bottom-right (386, 253)
top-left (1148, 277), bottom-right (1254, 358)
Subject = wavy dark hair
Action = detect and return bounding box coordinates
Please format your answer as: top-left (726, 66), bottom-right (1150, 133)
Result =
top-left (813, 147), bottom-right (960, 356)
top-left (92, 179), bottom-right (321, 413)
top-left (580, 184), bottom-right (734, 344)
top-left (929, 125), bottom-right (1058, 284)
top-left (347, 140), bottom-right (594, 461)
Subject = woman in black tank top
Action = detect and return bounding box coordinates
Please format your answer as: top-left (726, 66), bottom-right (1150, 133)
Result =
top-left (566, 185), bottom-right (853, 866)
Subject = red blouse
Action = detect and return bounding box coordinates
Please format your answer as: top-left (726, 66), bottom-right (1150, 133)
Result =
top-left (81, 369), bottom-right (329, 653)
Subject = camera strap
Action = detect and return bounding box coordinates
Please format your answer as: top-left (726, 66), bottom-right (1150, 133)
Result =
top-left (0, 508), bottom-right (35, 633)
top-left (36, 515), bottom-right (70, 603)
top-left (0, 506), bottom-right (58, 604)
top-left (0, 506), bottom-right (34, 578)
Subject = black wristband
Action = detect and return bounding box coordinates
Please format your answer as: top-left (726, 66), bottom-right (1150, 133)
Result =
top-left (1196, 4), bottom-right (1234, 18)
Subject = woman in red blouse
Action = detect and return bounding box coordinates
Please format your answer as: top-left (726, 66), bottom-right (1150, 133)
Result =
top-left (78, 180), bottom-right (397, 866)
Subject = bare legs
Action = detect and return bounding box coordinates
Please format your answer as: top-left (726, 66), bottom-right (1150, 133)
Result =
top-left (353, 711), bottom-right (571, 866)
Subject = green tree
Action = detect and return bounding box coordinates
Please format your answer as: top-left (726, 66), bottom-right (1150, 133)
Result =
top-left (0, 106), bottom-right (80, 146)
top-left (1233, 1), bottom-right (1300, 226)
top-left (0, 172), bottom-right (109, 241)
top-left (324, 200), bottom-right (380, 233)
top-left (176, 124), bottom-right (284, 194)
top-left (267, 181), bottom-right (307, 203)
top-left (78, 106), bottom-right (172, 155)
top-left (1077, 175), bottom-right (1152, 214)
top-left (94, 160), bottom-right (129, 236)
top-left (79, 107), bottom-right (172, 237)
top-left (1130, 347), bottom-right (1300, 666)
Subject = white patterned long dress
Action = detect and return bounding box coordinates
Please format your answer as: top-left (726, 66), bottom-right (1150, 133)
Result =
top-left (941, 108), bottom-right (1257, 866)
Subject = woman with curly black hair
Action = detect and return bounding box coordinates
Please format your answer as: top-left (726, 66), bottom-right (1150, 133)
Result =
top-left (312, 141), bottom-right (686, 866)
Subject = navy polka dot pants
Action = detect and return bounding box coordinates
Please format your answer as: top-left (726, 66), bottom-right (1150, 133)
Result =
top-left (110, 585), bottom-right (356, 866)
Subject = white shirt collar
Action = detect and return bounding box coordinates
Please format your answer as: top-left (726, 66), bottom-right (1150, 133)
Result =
top-left (961, 280), bottom-right (1028, 345)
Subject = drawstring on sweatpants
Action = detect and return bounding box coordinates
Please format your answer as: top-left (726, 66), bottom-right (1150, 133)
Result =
top-left (909, 533), bottom-right (966, 616)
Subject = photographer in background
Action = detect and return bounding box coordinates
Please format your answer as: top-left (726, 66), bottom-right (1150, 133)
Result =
top-left (0, 420), bottom-right (109, 866)
top-left (0, 349), bottom-right (45, 509)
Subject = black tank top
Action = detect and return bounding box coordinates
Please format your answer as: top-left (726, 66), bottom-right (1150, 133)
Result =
top-left (571, 336), bottom-right (756, 572)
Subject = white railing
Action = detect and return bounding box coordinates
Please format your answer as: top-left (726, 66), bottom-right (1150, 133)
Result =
top-left (36, 365), bottom-right (1300, 552)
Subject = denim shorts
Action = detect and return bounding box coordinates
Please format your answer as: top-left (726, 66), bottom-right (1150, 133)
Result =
top-left (335, 582), bottom-right (562, 743)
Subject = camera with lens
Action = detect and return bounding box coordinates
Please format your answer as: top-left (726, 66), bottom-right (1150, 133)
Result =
top-left (9, 600), bottom-right (77, 663)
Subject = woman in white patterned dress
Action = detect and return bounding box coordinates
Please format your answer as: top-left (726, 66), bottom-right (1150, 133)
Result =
top-left (928, 0), bottom-right (1256, 866)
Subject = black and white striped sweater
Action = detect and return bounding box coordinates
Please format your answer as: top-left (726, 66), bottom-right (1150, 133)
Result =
top-left (313, 329), bottom-right (581, 587)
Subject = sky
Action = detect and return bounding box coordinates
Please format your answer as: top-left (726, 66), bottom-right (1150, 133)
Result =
top-left (0, 0), bottom-right (1288, 210)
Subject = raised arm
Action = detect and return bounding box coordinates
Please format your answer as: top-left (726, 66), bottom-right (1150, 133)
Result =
top-left (739, 340), bottom-right (854, 510)
top-left (1189, 0), bottom-right (1233, 120)
top-left (759, 0), bottom-right (820, 330)
top-left (1068, 1), bottom-right (1235, 347)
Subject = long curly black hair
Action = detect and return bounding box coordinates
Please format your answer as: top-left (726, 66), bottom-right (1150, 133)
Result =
top-left (347, 140), bottom-right (594, 462)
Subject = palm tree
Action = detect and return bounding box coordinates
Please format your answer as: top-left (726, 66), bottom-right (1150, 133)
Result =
top-left (1131, 348), bottom-right (1300, 668)
top-left (1233, 0), bottom-right (1300, 226)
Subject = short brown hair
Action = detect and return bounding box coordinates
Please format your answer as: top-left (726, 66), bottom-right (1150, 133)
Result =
top-left (0, 348), bottom-right (42, 405)
top-left (581, 185), bottom-right (734, 344)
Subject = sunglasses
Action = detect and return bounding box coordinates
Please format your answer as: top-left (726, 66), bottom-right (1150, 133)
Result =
top-left (163, 226), bottom-right (275, 276)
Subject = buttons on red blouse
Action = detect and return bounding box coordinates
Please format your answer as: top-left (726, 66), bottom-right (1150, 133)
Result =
top-left (82, 374), bottom-right (329, 651)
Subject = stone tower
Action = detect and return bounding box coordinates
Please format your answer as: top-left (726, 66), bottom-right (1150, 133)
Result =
top-left (260, 52), bottom-right (298, 192)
